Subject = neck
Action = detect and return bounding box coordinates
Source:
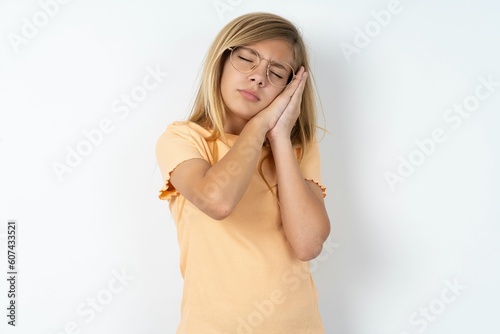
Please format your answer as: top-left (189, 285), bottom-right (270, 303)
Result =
top-left (223, 112), bottom-right (248, 135)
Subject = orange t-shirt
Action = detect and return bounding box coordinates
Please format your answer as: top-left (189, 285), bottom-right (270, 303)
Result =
top-left (156, 121), bottom-right (326, 334)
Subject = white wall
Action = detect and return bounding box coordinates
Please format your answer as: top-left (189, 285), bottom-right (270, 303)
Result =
top-left (1, 0), bottom-right (499, 333)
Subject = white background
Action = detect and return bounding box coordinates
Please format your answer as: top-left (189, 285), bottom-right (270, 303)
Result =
top-left (1, 0), bottom-right (499, 333)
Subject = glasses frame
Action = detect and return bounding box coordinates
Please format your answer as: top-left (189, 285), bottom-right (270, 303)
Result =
top-left (228, 46), bottom-right (296, 88)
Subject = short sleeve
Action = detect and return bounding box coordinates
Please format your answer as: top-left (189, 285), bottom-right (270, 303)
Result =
top-left (155, 122), bottom-right (210, 201)
top-left (299, 141), bottom-right (327, 198)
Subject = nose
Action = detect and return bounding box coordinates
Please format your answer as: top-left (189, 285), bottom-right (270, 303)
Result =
top-left (248, 61), bottom-right (269, 87)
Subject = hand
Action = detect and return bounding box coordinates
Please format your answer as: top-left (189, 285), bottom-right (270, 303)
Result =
top-left (266, 67), bottom-right (308, 142)
top-left (250, 66), bottom-right (308, 134)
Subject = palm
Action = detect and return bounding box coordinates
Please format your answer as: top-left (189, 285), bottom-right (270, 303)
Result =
top-left (267, 70), bottom-right (307, 141)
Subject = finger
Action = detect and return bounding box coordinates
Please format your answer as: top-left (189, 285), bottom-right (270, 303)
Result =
top-left (265, 67), bottom-right (306, 117)
top-left (280, 66), bottom-right (305, 96)
top-left (287, 66), bottom-right (306, 94)
top-left (294, 66), bottom-right (306, 78)
top-left (288, 71), bottom-right (308, 105)
top-left (295, 71), bottom-right (308, 94)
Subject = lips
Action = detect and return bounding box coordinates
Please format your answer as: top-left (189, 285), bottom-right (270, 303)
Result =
top-left (238, 89), bottom-right (260, 102)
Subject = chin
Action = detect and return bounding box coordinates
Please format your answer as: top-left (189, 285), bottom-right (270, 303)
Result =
top-left (226, 103), bottom-right (260, 119)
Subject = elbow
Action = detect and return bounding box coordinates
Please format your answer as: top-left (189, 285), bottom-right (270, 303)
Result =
top-left (203, 196), bottom-right (236, 221)
top-left (206, 205), bottom-right (233, 221)
top-left (295, 243), bottom-right (324, 262)
top-left (294, 220), bottom-right (331, 261)
top-left (191, 185), bottom-right (237, 220)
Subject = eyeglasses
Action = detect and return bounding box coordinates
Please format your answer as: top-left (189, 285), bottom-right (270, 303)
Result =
top-left (228, 46), bottom-right (296, 88)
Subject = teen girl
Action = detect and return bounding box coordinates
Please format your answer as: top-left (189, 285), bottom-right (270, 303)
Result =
top-left (156, 12), bottom-right (330, 333)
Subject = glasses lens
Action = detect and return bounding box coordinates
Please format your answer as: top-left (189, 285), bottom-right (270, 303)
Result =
top-left (230, 46), bottom-right (295, 88)
top-left (231, 47), bottom-right (258, 72)
top-left (268, 62), bottom-right (294, 87)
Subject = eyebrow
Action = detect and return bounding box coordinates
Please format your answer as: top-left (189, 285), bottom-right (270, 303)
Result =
top-left (249, 46), bottom-right (292, 68)
top-left (269, 62), bottom-right (287, 71)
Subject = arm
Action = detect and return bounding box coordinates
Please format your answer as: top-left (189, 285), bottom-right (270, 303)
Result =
top-left (169, 120), bottom-right (266, 220)
top-left (270, 138), bottom-right (330, 261)
top-left (169, 68), bottom-right (307, 220)
top-left (267, 70), bottom-right (331, 261)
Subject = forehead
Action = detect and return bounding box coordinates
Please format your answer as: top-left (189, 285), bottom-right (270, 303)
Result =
top-left (246, 39), bottom-right (294, 64)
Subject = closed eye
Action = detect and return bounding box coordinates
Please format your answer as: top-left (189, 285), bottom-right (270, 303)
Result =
top-left (238, 56), bottom-right (253, 63)
top-left (270, 71), bottom-right (284, 79)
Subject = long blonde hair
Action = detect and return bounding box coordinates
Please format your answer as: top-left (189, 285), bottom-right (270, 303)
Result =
top-left (189, 12), bottom-right (319, 156)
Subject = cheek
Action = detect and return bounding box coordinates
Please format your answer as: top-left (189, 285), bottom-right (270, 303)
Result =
top-left (220, 66), bottom-right (233, 102)
top-left (262, 87), bottom-right (285, 106)
top-left (220, 58), bottom-right (234, 85)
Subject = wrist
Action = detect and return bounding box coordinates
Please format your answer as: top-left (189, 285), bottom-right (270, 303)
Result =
top-left (247, 116), bottom-right (270, 138)
top-left (269, 133), bottom-right (292, 149)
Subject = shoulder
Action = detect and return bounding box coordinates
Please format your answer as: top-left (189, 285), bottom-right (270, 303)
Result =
top-left (161, 120), bottom-right (211, 138)
top-left (156, 120), bottom-right (217, 163)
top-left (156, 120), bottom-right (213, 145)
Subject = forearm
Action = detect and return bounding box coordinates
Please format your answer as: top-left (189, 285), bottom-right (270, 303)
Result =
top-left (270, 137), bottom-right (330, 261)
top-left (201, 118), bottom-right (268, 216)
